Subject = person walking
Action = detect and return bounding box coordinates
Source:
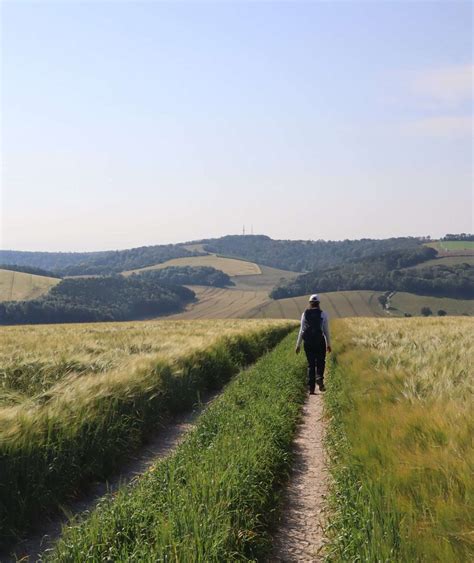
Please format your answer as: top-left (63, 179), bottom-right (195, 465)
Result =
top-left (295, 294), bottom-right (331, 394)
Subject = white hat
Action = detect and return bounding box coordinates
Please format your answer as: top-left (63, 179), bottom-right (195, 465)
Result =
top-left (309, 294), bottom-right (320, 303)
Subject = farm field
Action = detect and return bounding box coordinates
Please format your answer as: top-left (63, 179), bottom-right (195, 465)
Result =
top-left (425, 240), bottom-right (474, 255)
top-left (45, 332), bottom-right (306, 562)
top-left (327, 317), bottom-right (474, 562)
top-left (0, 319), bottom-right (290, 400)
top-left (249, 290), bottom-right (385, 319)
top-left (0, 318), bottom-right (295, 548)
top-left (390, 291), bottom-right (474, 316)
top-left (0, 268), bottom-right (59, 301)
top-left (168, 286), bottom-right (270, 319)
top-left (230, 264), bottom-right (299, 291)
top-left (124, 254), bottom-right (261, 276)
top-left (406, 255), bottom-right (474, 268)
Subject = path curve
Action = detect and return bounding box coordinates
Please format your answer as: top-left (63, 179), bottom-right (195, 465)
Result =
top-left (270, 393), bottom-right (328, 562)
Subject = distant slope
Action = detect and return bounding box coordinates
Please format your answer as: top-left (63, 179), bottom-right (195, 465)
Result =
top-left (0, 245), bottom-right (196, 276)
top-left (390, 292), bottom-right (474, 316)
top-left (125, 255), bottom-right (262, 277)
top-left (0, 269), bottom-right (60, 302)
top-left (166, 286), bottom-right (270, 319)
top-left (248, 291), bottom-right (385, 319)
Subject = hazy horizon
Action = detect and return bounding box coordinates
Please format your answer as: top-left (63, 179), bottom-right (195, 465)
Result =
top-left (1, 1), bottom-right (472, 252)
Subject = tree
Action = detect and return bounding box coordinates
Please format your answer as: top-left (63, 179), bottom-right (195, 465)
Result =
top-left (437, 310), bottom-right (447, 316)
top-left (421, 307), bottom-right (432, 316)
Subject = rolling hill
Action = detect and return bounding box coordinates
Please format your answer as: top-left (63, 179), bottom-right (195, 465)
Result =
top-left (0, 269), bottom-right (60, 302)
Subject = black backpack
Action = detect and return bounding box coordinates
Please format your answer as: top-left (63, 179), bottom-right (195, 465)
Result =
top-left (302, 308), bottom-right (323, 343)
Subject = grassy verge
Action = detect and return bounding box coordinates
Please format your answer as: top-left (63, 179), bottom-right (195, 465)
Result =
top-left (0, 323), bottom-right (295, 549)
top-left (47, 332), bottom-right (306, 561)
top-left (325, 318), bottom-right (473, 562)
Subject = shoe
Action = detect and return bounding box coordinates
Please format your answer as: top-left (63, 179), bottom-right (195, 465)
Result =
top-left (309, 389), bottom-right (316, 395)
top-left (318, 383), bottom-right (326, 392)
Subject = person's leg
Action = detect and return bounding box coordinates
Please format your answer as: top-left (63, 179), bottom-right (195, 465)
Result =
top-left (315, 339), bottom-right (327, 390)
top-left (303, 343), bottom-right (316, 394)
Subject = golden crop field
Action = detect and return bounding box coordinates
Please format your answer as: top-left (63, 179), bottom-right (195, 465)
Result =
top-left (168, 286), bottom-right (270, 319)
top-left (0, 269), bottom-right (59, 302)
top-left (390, 291), bottom-right (474, 316)
top-left (249, 290), bottom-right (385, 319)
top-left (125, 255), bottom-right (261, 277)
top-left (0, 318), bottom-right (291, 402)
top-left (329, 317), bottom-right (474, 561)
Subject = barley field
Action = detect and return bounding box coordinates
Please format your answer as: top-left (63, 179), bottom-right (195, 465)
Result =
top-left (0, 269), bottom-right (59, 301)
top-left (327, 317), bottom-right (474, 562)
top-left (124, 254), bottom-right (261, 276)
top-left (0, 319), bottom-right (289, 401)
top-left (0, 318), bottom-right (295, 546)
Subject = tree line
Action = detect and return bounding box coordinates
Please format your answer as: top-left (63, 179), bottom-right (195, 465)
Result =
top-left (137, 266), bottom-right (233, 287)
top-left (0, 244), bottom-right (202, 276)
top-left (203, 235), bottom-right (429, 272)
top-left (271, 261), bottom-right (473, 300)
top-left (0, 274), bottom-right (196, 325)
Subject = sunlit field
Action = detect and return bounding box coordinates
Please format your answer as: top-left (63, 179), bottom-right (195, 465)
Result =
top-left (0, 318), bottom-right (295, 547)
top-left (326, 317), bottom-right (473, 562)
top-left (0, 268), bottom-right (59, 301)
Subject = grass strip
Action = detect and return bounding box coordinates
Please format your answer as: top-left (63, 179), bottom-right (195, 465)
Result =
top-left (0, 323), bottom-right (295, 549)
top-left (47, 332), bottom-right (306, 561)
top-left (325, 318), bottom-right (473, 562)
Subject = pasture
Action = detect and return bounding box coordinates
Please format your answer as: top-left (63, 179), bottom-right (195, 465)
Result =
top-left (0, 269), bottom-right (59, 302)
top-left (124, 254), bottom-right (261, 277)
top-left (327, 317), bottom-right (474, 562)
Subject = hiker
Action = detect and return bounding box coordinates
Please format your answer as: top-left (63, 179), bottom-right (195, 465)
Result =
top-left (295, 294), bottom-right (331, 394)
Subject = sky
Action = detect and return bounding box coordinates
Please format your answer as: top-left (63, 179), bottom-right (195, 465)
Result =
top-left (1, 0), bottom-right (472, 252)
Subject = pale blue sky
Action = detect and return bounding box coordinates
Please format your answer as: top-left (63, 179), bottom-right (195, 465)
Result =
top-left (1, 0), bottom-right (472, 251)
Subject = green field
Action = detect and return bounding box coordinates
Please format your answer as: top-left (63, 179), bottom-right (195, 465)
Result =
top-left (390, 291), bottom-right (473, 316)
top-left (327, 317), bottom-right (473, 562)
top-left (425, 240), bottom-right (474, 254)
top-left (0, 269), bottom-right (59, 302)
top-left (0, 319), bottom-right (295, 548)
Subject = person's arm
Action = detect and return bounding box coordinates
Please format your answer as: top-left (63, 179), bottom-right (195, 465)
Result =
top-left (322, 312), bottom-right (331, 351)
top-left (295, 312), bottom-right (305, 352)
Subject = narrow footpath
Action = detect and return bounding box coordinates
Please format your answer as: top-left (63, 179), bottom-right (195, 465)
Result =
top-left (270, 392), bottom-right (328, 562)
top-left (5, 393), bottom-right (218, 562)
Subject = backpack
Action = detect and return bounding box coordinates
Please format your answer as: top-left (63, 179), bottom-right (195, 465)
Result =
top-left (302, 308), bottom-right (323, 343)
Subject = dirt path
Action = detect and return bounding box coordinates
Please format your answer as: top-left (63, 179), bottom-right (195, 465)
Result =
top-left (270, 392), bottom-right (328, 562)
top-left (5, 394), bottom-right (218, 562)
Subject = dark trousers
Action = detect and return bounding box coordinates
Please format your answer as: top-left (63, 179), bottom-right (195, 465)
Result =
top-left (304, 339), bottom-right (326, 392)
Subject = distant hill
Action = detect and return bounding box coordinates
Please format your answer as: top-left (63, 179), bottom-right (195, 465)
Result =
top-left (0, 269), bottom-right (60, 302)
top-left (0, 244), bottom-right (200, 276)
top-left (0, 274), bottom-right (195, 325)
top-left (202, 235), bottom-right (427, 272)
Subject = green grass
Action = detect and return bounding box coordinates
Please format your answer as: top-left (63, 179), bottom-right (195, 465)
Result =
top-left (0, 323), bottom-right (295, 549)
top-left (325, 318), bottom-right (473, 562)
top-left (390, 291), bottom-right (473, 317)
top-left (440, 241), bottom-right (474, 251)
top-left (47, 332), bottom-right (306, 561)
